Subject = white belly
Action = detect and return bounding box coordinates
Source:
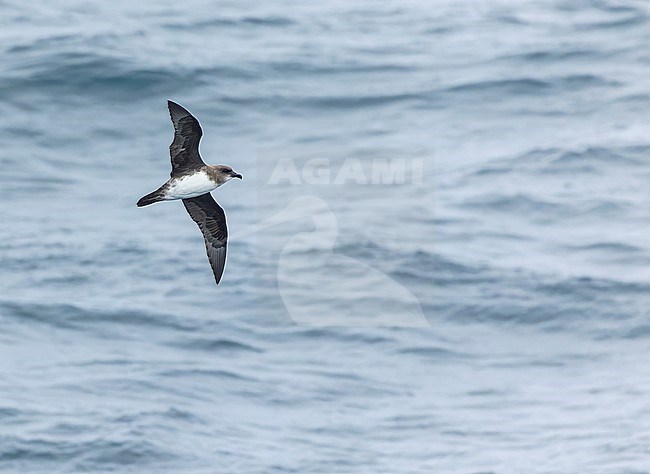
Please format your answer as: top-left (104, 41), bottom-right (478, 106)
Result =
top-left (165, 172), bottom-right (218, 199)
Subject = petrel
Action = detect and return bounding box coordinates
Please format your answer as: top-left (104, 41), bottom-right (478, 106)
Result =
top-left (137, 100), bottom-right (242, 285)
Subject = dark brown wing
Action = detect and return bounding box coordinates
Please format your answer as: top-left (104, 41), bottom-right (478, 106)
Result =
top-left (182, 193), bottom-right (228, 285)
top-left (168, 100), bottom-right (206, 177)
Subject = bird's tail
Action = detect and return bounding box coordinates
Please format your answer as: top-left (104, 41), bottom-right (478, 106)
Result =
top-left (137, 185), bottom-right (168, 207)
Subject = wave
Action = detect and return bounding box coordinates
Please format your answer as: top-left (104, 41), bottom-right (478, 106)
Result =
top-left (553, 0), bottom-right (646, 28)
top-left (324, 243), bottom-right (649, 330)
top-left (565, 242), bottom-right (643, 254)
top-left (444, 74), bottom-right (614, 97)
top-left (288, 327), bottom-right (396, 344)
top-left (396, 346), bottom-right (467, 359)
top-left (467, 146), bottom-right (646, 178)
top-left (164, 15), bottom-right (296, 30)
top-left (460, 193), bottom-right (569, 215)
top-left (157, 368), bottom-right (254, 381)
top-left (1, 55), bottom-right (186, 100)
top-left (166, 337), bottom-right (263, 353)
top-left (292, 92), bottom-right (424, 110)
top-left (0, 52), bottom-right (254, 101)
top-left (385, 247), bottom-right (650, 328)
top-left (0, 301), bottom-right (196, 333)
top-left (501, 49), bottom-right (606, 63)
top-left (577, 13), bottom-right (646, 30)
top-left (0, 437), bottom-right (175, 467)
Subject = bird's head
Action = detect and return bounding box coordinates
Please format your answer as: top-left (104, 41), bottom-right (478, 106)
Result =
top-left (213, 165), bottom-right (243, 184)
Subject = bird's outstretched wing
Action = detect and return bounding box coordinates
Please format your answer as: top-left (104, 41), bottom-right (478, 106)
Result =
top-left (182, 193), bottom-right (228, 285)
top-left (168, 100), bottom-right (206, 177)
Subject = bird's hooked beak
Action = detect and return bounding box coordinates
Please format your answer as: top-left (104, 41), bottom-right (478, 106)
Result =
top-left (231, 171), bottom-right (243, 179)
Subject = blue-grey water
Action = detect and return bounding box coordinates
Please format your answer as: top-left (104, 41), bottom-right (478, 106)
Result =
top-left (1, 0), bottom-right (650, 472)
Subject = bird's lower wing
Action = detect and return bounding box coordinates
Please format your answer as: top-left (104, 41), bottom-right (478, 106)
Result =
top-left (182, 193), bottom-right (228, 284)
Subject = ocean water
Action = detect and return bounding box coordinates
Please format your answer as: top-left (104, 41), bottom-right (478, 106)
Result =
top-left (1, 0), bottom-right (650, 472)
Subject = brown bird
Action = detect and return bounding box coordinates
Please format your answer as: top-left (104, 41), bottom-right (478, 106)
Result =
top-left (137, 100), bottom-right (242, 284)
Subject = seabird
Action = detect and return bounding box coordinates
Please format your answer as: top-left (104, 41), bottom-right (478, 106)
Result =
top-left (137, 100), bottom-right (242, 285)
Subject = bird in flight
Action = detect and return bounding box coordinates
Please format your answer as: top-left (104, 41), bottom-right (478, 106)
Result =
top-left (137, 100), bottom-right (242, 285)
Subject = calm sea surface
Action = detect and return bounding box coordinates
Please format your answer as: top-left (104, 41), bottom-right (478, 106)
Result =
top-left (1, 0), bottom-right (650, 472)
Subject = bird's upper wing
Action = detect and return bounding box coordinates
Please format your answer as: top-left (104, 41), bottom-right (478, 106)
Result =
top-left (168, 100), bottom-right (206, 177)
top-left (182, 193), bottom-right (228, 285)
